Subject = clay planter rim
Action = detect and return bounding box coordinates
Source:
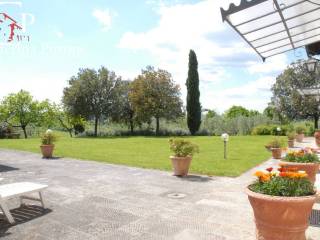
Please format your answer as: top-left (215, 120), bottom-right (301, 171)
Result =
top-left (246, 187), bottom-right (317, 201)
top-left (40, 144), bottom-right (55, 147)
top-left (279, 160), bottom-right (320, 166)
top-left (170, 156), bottom-right (192, 160)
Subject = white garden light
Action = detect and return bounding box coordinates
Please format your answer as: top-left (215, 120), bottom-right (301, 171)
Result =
top-left (221, 133), bottom-right (229, 159)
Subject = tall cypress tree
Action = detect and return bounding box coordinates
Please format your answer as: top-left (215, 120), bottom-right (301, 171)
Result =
top-left (186, 49), bottom-right (201, 135)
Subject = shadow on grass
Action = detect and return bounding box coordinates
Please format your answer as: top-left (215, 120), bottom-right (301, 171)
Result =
top-left (0, 165), bottom-right (19, 173)
top-left (0, 205), bottom-right (52, 237)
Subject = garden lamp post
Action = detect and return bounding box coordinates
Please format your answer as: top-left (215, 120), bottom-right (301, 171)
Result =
top-left (297, 58), bottom-right (320, 129)
top-left (221, 133), bottom-right (229, 160)
top-left (304, 58), bottom-right (319, 74)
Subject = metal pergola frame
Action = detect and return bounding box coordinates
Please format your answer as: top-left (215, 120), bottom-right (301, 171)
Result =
top-left (221, 0), bottom-right (320, 61)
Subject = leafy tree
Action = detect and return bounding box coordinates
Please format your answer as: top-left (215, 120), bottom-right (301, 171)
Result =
top-left (186, 49), bottom-right (201, 135)
top-left (63, 67), bottom-right (122, 136)
top-left (271, 62), bottom-right (320, 128)
top-left (59, 112), bottom-right (85, 137)
top-left (1, 90), bottom-right (39, 138)
top-left (249, 110), bottom-right (260, 117)
top-left (130, 66), bottom-right (183, 135)
top-left (112, 80), bottom-right (136, 134)
top-left (225, 106), bottom-right (250, 119)
top-left (205, 109), bottom-right (218, 119)
top-left (37, 100), bottom-right (59, 129)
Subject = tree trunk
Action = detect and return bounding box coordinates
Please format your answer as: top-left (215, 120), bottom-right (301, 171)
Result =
top-left (94, 117), bottom-right (98, 137)
top-left (130, 120), bottom-right (134, 135)
top-left (156, 117), bottom-right (160, 136)
top-left (22, 125), bottom-right (27, 139)
top-left (314, 115), bottom-right (319, 130)
top-left (68, 129), bottom-right (73, 137)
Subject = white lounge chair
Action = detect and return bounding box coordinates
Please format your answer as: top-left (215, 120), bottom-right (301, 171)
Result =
top-left (0, 182), bottom-right (48, 224)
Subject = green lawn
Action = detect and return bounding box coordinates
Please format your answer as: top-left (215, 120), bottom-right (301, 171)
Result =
top-left (0, 134), bottom-right (279, 177)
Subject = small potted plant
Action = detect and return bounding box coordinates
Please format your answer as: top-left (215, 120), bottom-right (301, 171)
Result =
top-left (247, 166), bottom-right (316, 240)
top-left (169, 138), bottom-right (199, 176)
top-left (295, 125), bottom-right (306, 143)
top-left (265, 138), bottom-right (285, 159)
top-left (314, 129), bottom-right (320, 147)
top-left (280, 148), bottom-right (320, 184)
top-left (40, 129), bottom-right (57, 158)
top-left (287, 131), bottom-right (295, 148)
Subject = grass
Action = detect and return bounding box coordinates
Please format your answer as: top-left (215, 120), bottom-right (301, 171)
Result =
top-left (0, 134), bottom-right (281, 177)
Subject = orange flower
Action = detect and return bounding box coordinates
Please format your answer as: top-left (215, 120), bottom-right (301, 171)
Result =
top-left (260, 174), bottom-right (271, 182)
top-left (254, 171), bottom-right (271, 182)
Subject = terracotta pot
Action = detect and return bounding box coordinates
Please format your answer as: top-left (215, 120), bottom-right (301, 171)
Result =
top-left (246, 188), bottom-right (316, 240)
top-left (40, 144), bottom-right (54, 158)
top-left (170, 156), bottom-right (192, 176)
top-left (296, 133), bottom-right (304, 143)
top-left (288, 139), bottom-right (294, 148)
top-left (280, 160), bottom-right (320, 184)
top-left (271, 148), bottom-right (282, 159)
top-left (314, 130), bottom-right (320, 147)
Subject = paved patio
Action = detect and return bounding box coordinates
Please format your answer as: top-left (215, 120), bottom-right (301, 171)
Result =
top-left (0, 138), bottom-right (319, 240)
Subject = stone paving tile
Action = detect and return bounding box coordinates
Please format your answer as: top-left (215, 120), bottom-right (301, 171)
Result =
top-left (0, 143), bottom-right (319, 240)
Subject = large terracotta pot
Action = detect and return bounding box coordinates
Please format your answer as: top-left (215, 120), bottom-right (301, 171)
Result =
top-left (314, 130), bottom-right (320, 147)
top-left (170, 156), bottom-right (192, 176)
top-left (279, 160), bottom-right (319, 184)
top-left (246, 188), bottom-right (316, 240)
top-left (40, 144), bottom-right (54, 158)
top-left (296, 133), bottom-right (304, 143)
top-left (271, 148), bottom-right (282, 159)
top-left (288, 139), bottom-right (294, 148)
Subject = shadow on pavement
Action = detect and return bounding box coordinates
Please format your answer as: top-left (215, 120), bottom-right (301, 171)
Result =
top-left (179, 175), bottom-right (213, 182)
top-left (0, 205), bottom-right (52, 236)
top-left (0, 165), bottom-right (19, 173)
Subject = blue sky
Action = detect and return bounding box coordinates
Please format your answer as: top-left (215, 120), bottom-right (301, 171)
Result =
top-left (0, 0), bottom-right (308, 112)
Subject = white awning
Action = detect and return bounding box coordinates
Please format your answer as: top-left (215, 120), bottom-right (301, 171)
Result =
top-left (221, 0), bottom-right (320, 61)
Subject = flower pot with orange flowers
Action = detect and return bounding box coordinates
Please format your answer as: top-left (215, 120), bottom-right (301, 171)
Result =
top-left (265, 138), bottom-right (285, 159)
top-left (169, 138), bottom-right (199, 177)
top-left (314, 129), bottom-right (320, 147)
top-left (40, 129), bottom-right (57, 158)
top-left (247, 167), bottom-right (317, 240)
top-left (280, 149), bottom-right (320, 184)
top-left (295, 126), bottom-right (306, 143)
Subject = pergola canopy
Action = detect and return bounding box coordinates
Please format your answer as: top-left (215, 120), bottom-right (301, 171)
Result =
top-left (221, 0), bottom-right (320, 61)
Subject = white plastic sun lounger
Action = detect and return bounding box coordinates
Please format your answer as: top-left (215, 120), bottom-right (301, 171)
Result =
top-left (0, 182), bottom-right (48, 224)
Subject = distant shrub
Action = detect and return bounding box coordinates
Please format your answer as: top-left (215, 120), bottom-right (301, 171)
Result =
top-left (74, 123), bottom-right (85, 135)
top-left (252, 124), bottom-right (289, 136)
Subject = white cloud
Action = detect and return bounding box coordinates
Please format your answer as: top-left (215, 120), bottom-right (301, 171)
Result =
top-left (204, 76), bottom-right (276, 112)
top-left (118, 0), bottom-right (289, 111)
top-left (92, 9), bottom-right (113, 31)
top-left (247, 55), bottom-right (288, 74)
top-left (55, 30), bottom-right (64, 39)
top-left (0, 69), bottom-right (71, 103)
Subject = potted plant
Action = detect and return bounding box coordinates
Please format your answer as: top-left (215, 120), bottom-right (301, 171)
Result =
top-left (314, 129), bottom-right (320, 147)
top-left (295, 125), bottom-right (306, 143)
top-left (40, 129), bottom-right (57, 158)
top-left (247, 166), bottom-right (317, 240)
top-left (169, 138), bottom-right (199, 176)
top-left (287, 131), bottom-right (295, 148)
top-left (280, 149), bottom-right (320, 184)
top-left (265, 138), bottom-right (285, 159)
